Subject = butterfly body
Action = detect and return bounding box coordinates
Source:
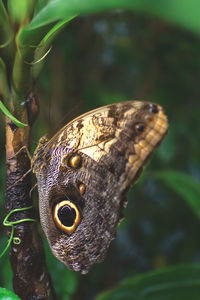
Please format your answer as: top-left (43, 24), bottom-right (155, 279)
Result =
top-left (32, 100), bottom-right (168, 274)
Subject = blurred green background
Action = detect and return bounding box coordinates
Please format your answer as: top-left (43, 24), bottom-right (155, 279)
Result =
top-left (1, 9), bottom-right (200, 300)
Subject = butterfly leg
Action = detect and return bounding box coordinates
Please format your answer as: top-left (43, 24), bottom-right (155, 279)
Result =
top-left (7, 145), bottom-right (32, 162)
top-left (6, 145), bottom-right (32, 191)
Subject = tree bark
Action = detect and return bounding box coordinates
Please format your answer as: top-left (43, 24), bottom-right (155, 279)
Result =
top-left (5, 95), bottom-right (56, 300)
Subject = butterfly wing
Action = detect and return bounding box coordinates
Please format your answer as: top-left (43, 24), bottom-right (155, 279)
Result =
top-left (32, 101), bottom-right (168, 274)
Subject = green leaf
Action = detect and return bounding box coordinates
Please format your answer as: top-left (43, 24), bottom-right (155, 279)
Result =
top-left (7, 0), bottom-right (36, 24)
top-left (28, 0), bottom-right (200, 35)
top-left (17, 15), bottom-right (75, 62)
top-left (0, 100), bottom-right (28, 127)
top-left (0, 58), bottom-right (10, 100)
top-left (32, 17), bottom-right (75, 79)
top-left (15, 0), bottom-right (200, 80)
top-left (154, 170), bottom-right (200, 218)
top-left (34, 0), bottom-right (49, 15)
top-left (96, 263), bottom-right (200, 300)
top-left (0, 287), bottom-right (21, 300)
top-left (0, 0), bottom-right (13, 47)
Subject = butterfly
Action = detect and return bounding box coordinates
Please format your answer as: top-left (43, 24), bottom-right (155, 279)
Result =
top-left (31, 100), bottom-right (168, 274)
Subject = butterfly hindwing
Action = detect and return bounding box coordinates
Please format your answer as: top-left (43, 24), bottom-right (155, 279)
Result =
top-left (32, 100), bottom-right (168, 274)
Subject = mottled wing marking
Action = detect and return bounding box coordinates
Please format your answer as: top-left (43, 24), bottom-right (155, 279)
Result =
top-left (38, 102), bottom-right (140, 162)
top-left (32, 100), bottom-right (168, 274)
top-left (119, 108), bottom-right (168, 189)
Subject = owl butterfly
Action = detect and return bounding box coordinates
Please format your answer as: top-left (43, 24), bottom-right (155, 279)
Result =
top-left (32, 100), bottom-right (168, 274)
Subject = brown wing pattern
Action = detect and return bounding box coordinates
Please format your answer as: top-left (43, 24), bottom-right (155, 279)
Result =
top-left (32, 101), bottom-right (168, 274)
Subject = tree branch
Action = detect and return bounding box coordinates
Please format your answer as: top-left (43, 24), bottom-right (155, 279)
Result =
top-left (5, 95), bottom-right (56, 300)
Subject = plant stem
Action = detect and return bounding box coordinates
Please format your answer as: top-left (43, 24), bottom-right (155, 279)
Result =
top-left (5, 95), bottom-right (56, 300)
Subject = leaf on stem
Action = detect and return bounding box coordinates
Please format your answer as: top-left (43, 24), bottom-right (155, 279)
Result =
top-left (28, 0), bottom-right (200, 35)
top-left (97, 263), bottom-right (200, 300)
top-left (154, 170), bottom-right (200, 218)
top-left (0, 287), bottom-right (21, 300)
top-left (0, 100), bottom-right (28, 127)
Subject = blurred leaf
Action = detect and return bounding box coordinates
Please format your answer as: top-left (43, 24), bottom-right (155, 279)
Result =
top-left (0, 287), bottom-right (21, 300)
top-left (0, 248), bottom-right (13, 291)
top-left (7, 0), bottom-right (36, 24)
top-left (0, 100), bottom-right (28, 127)
top-left (96, 263), bottom-right (200, 300)
top-left (28, 0), bottom-right (200, 35)
top-left (0, 1), bottom-right (13, 47)
top-left (34, 0), bottom-right (49, 14)
top-left (155, 127), bottom-right (177, 163)
top-left (0, 58), bottom-right (10, 100)
top-left (154, 170), bottom-right (200, 218)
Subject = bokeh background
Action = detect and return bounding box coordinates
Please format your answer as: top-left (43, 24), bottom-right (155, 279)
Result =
top-left (1, 10), bottom-right (200, 300)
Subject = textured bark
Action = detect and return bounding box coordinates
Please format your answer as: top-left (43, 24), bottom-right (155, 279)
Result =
top-left (5, 95), bottom-right (56, 300)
